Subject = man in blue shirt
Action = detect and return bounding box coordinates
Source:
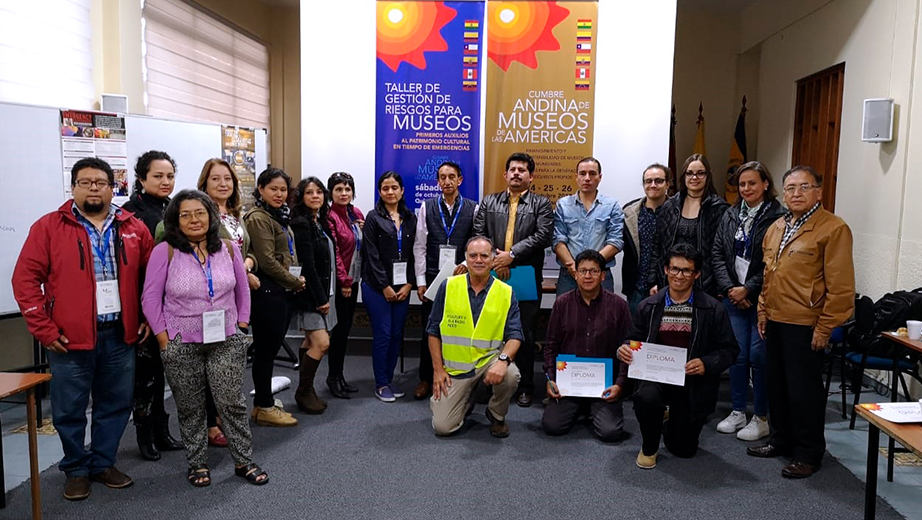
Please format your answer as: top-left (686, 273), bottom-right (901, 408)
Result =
top-left (553, 157), bottom-right (624, 295)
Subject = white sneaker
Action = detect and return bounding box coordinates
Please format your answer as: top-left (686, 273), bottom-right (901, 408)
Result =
top-left (716, 410), bottom-right (747, 433)
top-left (737, 415), bottom-right (770, 441)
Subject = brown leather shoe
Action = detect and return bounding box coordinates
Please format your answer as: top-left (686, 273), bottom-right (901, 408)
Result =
top-left (63, 476), bottom-right (90, 500)
top-left (746, 444), bottom-right (789, 458)
top-left (90, 467), bottom-right (134, 489)
top-left (485, 409), bottom-right (509, 438)
top-left (413, 381), bottom-right (431, 400)
top-left (782, 460), bottom-right (820, 479)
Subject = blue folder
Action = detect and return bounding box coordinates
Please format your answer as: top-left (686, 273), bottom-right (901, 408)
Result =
top-left (556, 354), bottom-right (614, 387)
top-left (490, 265), bottom-right (538, 301)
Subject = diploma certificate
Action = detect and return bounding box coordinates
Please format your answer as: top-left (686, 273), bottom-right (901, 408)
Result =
top-left (626, 341), bottom-right (687, 386)
top-left (555, 355), bottom-right (613, 398)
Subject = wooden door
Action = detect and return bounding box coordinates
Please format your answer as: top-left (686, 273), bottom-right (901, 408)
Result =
top-left (791, 63), bottom-right (845, 212)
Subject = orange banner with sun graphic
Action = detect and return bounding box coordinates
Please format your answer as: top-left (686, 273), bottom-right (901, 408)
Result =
top-left (482, 1), bottom-right (598, 205)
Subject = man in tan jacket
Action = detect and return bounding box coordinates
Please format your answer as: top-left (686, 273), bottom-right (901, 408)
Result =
top-left (747, 165), bottom-right (855, 479)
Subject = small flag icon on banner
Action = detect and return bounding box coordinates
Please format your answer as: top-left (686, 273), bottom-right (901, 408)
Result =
top-left (464, 68), bottom-right (478, 80)
top-left (576, 31), bottom-right (592, 41)
top-left (464, 20), bottom-right (479, 29)
top-left (462, 81), bottom-right (478, 91)
top-left (464, 31), bottom-right (479, 41)
top-left (575, 80), bottom-right (590, 90)
top-left (576, 56), bottom-right (590, 66)
top-left (463, 56), bottom-right (478, 66)
top-left (464, 43), bottom-right (479, 55)
top-left (575, 68), bottom-right (590, 79)
top-left (576, 43), bottom-right (591, 54)
top-left (577, 19), bottom-right (592, 30)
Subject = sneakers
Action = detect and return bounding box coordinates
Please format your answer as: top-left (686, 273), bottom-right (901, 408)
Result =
top-left (737, 415), bottom-right (770, 441)
top-left (252, 405), bottom-right (298, 427)
top-left (375, 386), bottom-right (396, 402)
top-left (716, 410), bottom-right (747, 433)
top-left (389, 383), bottom-right (405, 398)
top-left (636, 450), bottom-right (658, 469)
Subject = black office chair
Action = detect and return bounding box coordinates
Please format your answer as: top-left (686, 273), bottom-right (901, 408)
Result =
top-left (846, 295), bottom-right (922, 430)
top-left (823, 323), bottom-right (851, 419)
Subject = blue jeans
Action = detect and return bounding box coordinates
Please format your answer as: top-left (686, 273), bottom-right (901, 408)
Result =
top-left (362, 282), bottom-right (410, 388)
top-left (555, 267), bottom-right (614, 296)
top-left (46, 325), bottom-right (136, 477)
top-left (723, 298), bottom-right (767, 416)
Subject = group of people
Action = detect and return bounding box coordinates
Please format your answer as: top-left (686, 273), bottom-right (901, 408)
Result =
top-left (11, 148), bottom-right (855, 502)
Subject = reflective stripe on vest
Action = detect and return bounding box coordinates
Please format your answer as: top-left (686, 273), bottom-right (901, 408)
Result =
top-left (439, 275), bottom-right (512, 376)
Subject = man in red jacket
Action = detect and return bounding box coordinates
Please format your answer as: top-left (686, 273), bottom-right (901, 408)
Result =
top-left (12, 157), bottom-right (153, 501)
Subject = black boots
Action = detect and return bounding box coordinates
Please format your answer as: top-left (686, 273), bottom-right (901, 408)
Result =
top-left (154, 415), bottom-right (184, 451)
top-left (295, 352), bottom-right (328, 414)
top-left (136, 419), bottom-right (160, 461)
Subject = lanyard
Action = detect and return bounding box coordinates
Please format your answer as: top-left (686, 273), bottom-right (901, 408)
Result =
top-left (285, 229), bottom-right (295, 257)
top-left (82, 222), bottom-right (112, 274)
top-left (395, 219), bottom-right (403, 259)
top-left (439, 195), bottom-right (462, 239)
top-left (348, 213), bottom-right (361, 253)
top-left (201, 254), bottom-right (214, 301)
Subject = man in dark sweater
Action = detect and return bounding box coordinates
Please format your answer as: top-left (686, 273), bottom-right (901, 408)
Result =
top-left (618, 243), bottom-right (738, 469)
top-left (542, 250), bottom-right (632, 442)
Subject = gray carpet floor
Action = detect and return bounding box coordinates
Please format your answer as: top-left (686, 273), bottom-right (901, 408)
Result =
top-left (0, 352), bottom-right (906, 520)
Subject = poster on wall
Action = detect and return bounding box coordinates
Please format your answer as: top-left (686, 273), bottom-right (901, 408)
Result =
top-left (61, 110), bottom-right (129, 202)
top-left (375, 1), bottom-right (484, 211)
top-left (222, 126), bottom-right (257, 210)
top-left (483, 0), bottom-right (598, 206)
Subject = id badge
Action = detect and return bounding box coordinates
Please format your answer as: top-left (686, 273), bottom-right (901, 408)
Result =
top-left (96, 279), bottom-right (121, 315)
top-left (734, 256), bottom-right (751, 285)
top-left (392, 261), bottom-right (408, 285)
top-left (202, 310), bottom-right (226, 344)
top-left (438, 245), bottom-right (456, 268)
top-left (289, 265), bottom-right (302, 278)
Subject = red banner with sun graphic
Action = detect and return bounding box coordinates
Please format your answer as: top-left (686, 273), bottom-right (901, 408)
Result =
top-left (376, 1), bottom-right (485, 211)
top-left (482, 1), bottom-right (598, 206)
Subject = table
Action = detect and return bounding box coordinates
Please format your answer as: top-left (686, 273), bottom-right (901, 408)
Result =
top-left (855, 404), bottom-right (922, 520)
top-left (0, 372), bottom-right (52, 520)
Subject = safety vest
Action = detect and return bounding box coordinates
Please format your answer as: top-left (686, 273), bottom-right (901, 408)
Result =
top-left (440, 275), bottom-right (513, 376)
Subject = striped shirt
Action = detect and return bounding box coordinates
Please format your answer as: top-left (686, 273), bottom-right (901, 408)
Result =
top-left (72, 204), bottom-right (120, 322)
top-left (779, 202), bottom-right (821, 257)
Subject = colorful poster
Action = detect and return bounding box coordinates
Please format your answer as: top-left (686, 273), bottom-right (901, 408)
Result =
top-left (61, 110), bottom-right (129, 202)
top-left (222, 126), bottom-right (257, 210)
top-left (483, 1), bottom-right (598, 206)
top-left (375, 1), bottom-right (484, 211)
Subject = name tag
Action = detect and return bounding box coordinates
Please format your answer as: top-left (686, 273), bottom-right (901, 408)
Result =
top-left (289, 265), bottom-right (302, 278)
top-left (392, 261), bottom-right (408, 285)
top-left (202, 310), bottom-right (226, 344)
top-left (734, 256), bottom-right (751, 285)
top-left (438, 245), bottom-right (456, 268)
top-left (96, 279), bottom-right (121, 315)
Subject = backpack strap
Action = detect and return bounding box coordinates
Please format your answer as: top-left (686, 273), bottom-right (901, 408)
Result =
top-left (222, 239), bottom-right (235, 262)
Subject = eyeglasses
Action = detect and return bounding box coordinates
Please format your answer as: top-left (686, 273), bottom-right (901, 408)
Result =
top-left (643, 178), bottom-right (667, 186)
top-left (577, 268), bottom-right (602, 276)
top-left (684, 171), bottom-right (707, 179)
top-left (74, 179), bottom-right (111, 189)
top-left (783, 183), bottom-right (819, 194)
top-left (179, 210), bottom-right (209, 221)
top-left (666, 266), bottom-right (696, 277)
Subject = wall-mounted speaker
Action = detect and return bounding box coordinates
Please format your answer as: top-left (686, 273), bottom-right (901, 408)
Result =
top-left (100, 93), bottom-right (128, 114)
top-left (862, 98), bottom-right (893, 142)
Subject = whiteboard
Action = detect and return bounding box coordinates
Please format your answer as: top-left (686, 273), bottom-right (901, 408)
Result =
top-left (1, 104), bottom-right (269, 316)
top-left (0, 102), bottom-right (66, 317)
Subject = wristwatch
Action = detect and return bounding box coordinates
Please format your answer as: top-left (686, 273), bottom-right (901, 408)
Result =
top-left (498, 353), bottom-right (512, 365)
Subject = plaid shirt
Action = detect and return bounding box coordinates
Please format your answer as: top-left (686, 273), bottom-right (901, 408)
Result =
top-left (72, 204), bottom-right (120, 322)
top-left (778, 202), bottom-right (820, 257)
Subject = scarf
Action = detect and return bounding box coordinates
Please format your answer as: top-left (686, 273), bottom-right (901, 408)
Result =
top-left (255, 198), bottom-right (291, 228)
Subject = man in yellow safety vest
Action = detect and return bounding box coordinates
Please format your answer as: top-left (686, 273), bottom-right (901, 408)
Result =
top-left (427, 236), bottom-right (524, 438)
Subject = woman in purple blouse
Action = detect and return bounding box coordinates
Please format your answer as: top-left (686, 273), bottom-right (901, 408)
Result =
top-left (142, 190), bottom-right (268, 487)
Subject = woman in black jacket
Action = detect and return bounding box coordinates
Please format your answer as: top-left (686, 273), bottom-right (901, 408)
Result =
top-left (122, 150), bottom-right (183, 461)
top-left (289, 177), bottom-right (337, 414)
top-left (649, 154), bottom-right (729, 296)
top-left (361, 171), bottom-right (416, 403)
top-left (711, 161), bottom-right (785, 442)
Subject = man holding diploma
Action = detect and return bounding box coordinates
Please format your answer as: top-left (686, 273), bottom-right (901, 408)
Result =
top-left (542, 250), bottom-right (632, 442)
top-left (617, 244), bottom-right (738, 469)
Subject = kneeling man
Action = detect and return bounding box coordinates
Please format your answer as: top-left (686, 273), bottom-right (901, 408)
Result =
top-left (542, 250), bottom-right (632, 441)
top-left (428, 236), bottom-right (524, 437)
top-left (617, 244), bottom-right (738, 469)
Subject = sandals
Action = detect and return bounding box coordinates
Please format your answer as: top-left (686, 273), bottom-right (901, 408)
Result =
top-left (234, 463), bottom-right (269, 485)
top-left (187, 464), bottom-right (211, 487)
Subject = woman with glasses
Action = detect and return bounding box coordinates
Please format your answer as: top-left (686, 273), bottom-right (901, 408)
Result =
top-left (142, 189), bottom-right (268, 487)
top-left (122, 150), bottom-right (183, 461)
top-left (361, 172), bottom-right (416, 402)
top-left (326, 172), bottom-right (365, 398)
top-left (244, 168), bottom-right (306, 427)
top-left (711, 162), bottom-right (784, 441)
top-left (288, 177), bottom-right (338, 414)
top-left (648, 154), bottom-right (729, 297)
